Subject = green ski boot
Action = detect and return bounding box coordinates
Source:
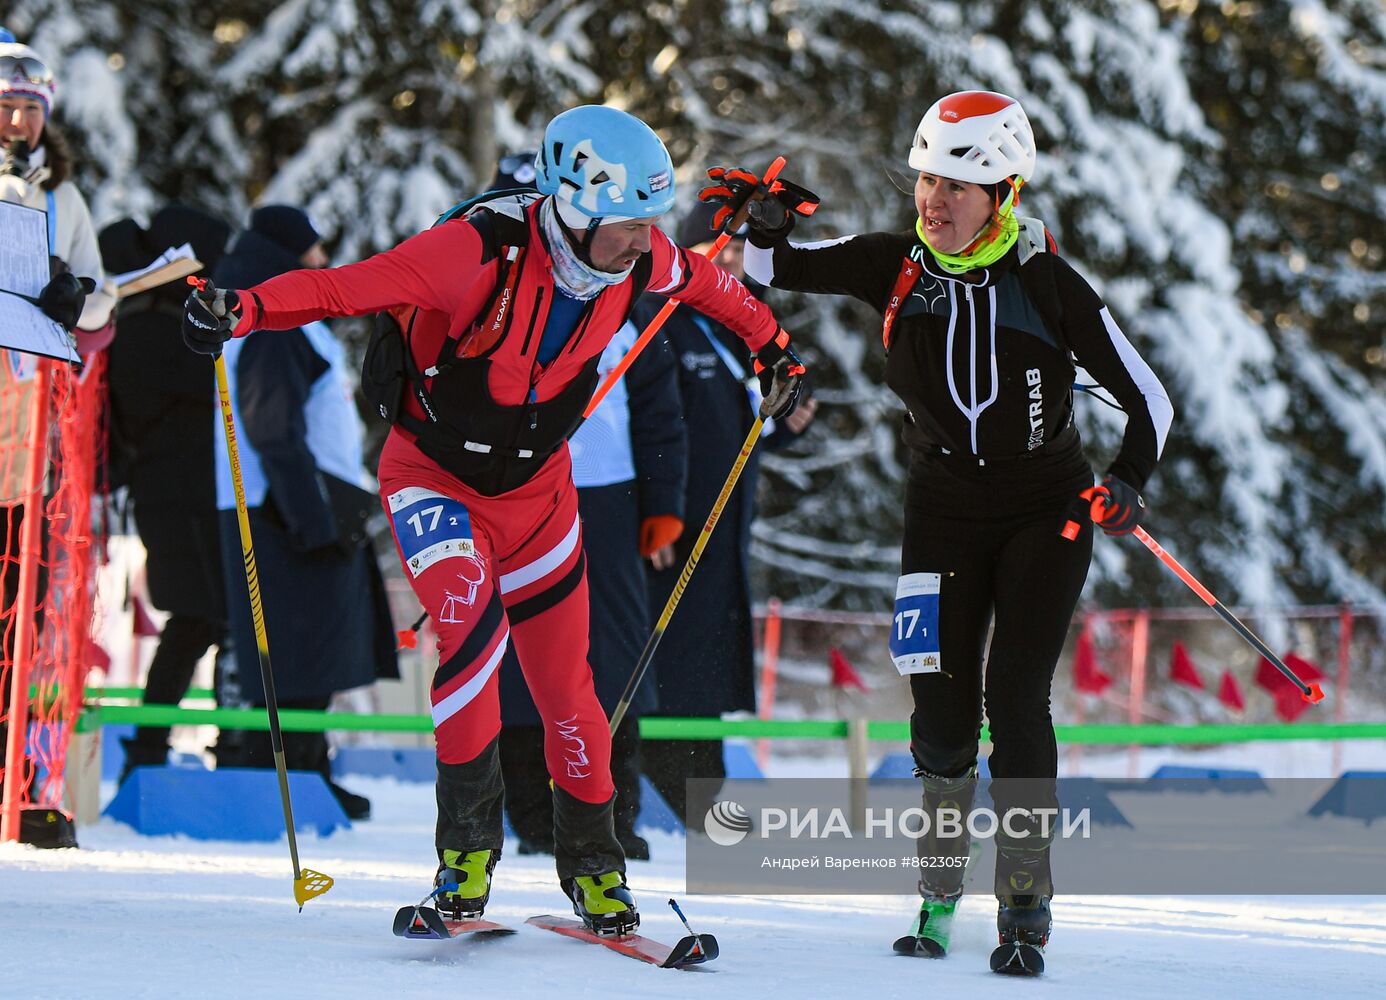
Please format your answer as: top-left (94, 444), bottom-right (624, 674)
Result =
top-left (562, 870), bottom-right (640, 936)
top-left (893, 891), bottom-right (960, 957)
top-left (434, 849), bottom-right (496, 920)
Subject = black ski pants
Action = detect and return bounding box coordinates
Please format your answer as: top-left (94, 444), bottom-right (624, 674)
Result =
top-left (902, 440), bottom-right (1093, 799)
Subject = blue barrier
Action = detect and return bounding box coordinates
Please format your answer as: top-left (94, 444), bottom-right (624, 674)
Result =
top-left (332, 746), bottom-right (436, 783)
top-left (636, 776), bottom-right (682, 833)
top-left (104, 767), bottom-right (350, 841)
top-left (723, 742), bottom-right (765, 780)
top-left (1307, 771), bottom-right (1386, 826)
top-left (1056, 777), bottom-right (1132, 828)
top-left (1146, 765), bottom-right (1270, 793)
top-left (100, 724), bottom-right (135, 782)
top-left (870, 752), bottom-right (992, 782)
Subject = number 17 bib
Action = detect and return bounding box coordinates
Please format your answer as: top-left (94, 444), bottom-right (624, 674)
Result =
top-left (889, 572), bottom-right (942, 676)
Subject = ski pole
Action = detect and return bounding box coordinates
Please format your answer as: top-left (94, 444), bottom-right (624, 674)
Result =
top-left (189, 276), bottom-right (335, 908)
top-left (609, 414), bottom-right (766, 734)
top-left (1063, 486), bottom-right (1325, 704)
top-left (583, 156), bottom-right (789, 419)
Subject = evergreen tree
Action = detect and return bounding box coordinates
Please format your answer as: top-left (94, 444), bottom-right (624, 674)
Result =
top-left (9, 0), bottom-right (1386, 613)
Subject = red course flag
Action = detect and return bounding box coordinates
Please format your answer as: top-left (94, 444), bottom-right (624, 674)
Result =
top-left (1255, 653), bottom-right (1324, 722)
top-left (85, 637), bottom-right (112, 671)
top-left (1272, 685), bottom-right (1314, 723)
top-left (1169, 641), bottom-right (1205, 690)
top-left (1254, 652), bottom-right (1324, 693)
top-left (1072, 627), bottom-right (1112, 696)
top-left (829, 647), bottom-right (868, 692)
top-left (1216, 669), bottom-right (1245, 713)
top-left (130, 594), bottom-right (161, 639)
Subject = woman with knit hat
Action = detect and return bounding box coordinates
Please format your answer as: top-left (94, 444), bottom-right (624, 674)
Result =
top-left (705, 90), bottom-right (1174, 974)
top-left (0, 39), bottom-right (112, 338)
top-left (0, 39), bottom-right (115, 801)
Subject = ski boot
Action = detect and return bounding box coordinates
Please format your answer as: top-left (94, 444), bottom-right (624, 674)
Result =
top-left (434, 849), bottom-right (497, 920)
top-left (989, 894), bottom-right (1051, 976)
top-left (562, 870), bottom-right (640, 936)
top-left (893, 890), bottom-right (960, 957)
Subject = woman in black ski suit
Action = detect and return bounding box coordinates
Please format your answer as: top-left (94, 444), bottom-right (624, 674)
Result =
top-left (706, 91), bottom-right (1173, 970)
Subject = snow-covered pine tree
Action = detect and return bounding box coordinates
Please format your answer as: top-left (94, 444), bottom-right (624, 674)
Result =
top-left (4, 0), bottom-right (153, 223)
top-left (11, 0), bottom-right (1386, 613)
top-left (1172, 0), bottom-right (1386, 605)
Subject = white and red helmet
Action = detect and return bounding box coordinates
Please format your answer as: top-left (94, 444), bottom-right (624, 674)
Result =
top-left (907, 91), bottom-right (1035, 186)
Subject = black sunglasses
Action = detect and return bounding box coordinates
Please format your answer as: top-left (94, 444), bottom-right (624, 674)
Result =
top-left (0, 55), bottom-right (53, 87)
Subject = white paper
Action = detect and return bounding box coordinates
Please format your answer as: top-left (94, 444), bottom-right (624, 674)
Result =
top-left (0, 292), bottom-right (79, 364)
top-left (109, 242), bottom-right (197, 287)
top-left (0, 199), bottom-right (52, 299)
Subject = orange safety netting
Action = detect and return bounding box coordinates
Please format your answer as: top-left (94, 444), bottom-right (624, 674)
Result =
top-left (0, 353), bottom-right (107, 839)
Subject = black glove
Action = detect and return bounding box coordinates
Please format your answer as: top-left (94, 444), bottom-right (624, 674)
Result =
top-left (698, 166), bottom-right (820, 247)
top-left (3, 138), bottom-right (31, 177)
top-left (754, 329), bottom-right (808, 420)
top-left (183, 283), bottom-right (242, 355)
top-left (38, 269), bottom-right (96, 331)
top-left (1093, 474), bottom-right (1145, 535)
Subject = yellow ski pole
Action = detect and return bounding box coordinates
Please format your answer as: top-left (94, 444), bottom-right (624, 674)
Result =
top-left (608, 414), bottom-right (765, 735)
top-left (195, 277), bottom-right (334, 908)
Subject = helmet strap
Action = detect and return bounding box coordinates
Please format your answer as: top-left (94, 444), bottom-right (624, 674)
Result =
top-left (916, 174), bottom-right (1024, 273)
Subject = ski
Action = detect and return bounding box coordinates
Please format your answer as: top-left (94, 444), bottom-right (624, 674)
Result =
top-left (526, 915), bottom-right (718, 969)
top-left (989, 940), bottom-right (1045, 976)
top-left (393, 904), bottom-right (515, 940)
top-left (893, 933), bottom-right (946, 958)
top-left (892, 893), bottom-right (957, 957)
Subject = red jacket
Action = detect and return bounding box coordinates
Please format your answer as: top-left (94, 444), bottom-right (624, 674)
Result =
top-left (233, 199), bottom-right (779, 422)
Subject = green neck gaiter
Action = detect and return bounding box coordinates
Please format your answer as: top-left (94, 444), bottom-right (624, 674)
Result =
top-left (917, 208), bottom-right (1020, 274)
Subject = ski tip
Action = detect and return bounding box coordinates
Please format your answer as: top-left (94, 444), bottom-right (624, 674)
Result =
top-left (989, 942), bottom-right (1045, 976)
top-left (663, 933), bottom-right (719, 968)
top-left (892, 935), bottom-right (946, 958)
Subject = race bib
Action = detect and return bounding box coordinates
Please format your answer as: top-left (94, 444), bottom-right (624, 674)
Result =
top-left (387, 487), bottom-right (476, 578)
top-left (889, 572), bottom-right (942, 676)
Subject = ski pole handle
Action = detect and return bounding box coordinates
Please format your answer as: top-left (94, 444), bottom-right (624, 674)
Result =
top-left (583, 157), bottom-right (788, 419)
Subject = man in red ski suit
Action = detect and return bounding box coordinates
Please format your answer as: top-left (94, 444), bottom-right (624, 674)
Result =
top-left (183, 105), bottom-right (807, 934)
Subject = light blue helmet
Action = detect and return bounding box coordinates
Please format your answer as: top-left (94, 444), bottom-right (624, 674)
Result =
top-left (535, 105), bottom-right (676, 227)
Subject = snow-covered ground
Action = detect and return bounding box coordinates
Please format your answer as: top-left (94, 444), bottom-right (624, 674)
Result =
top-left (5, 748), bottom-right (1386, 1000)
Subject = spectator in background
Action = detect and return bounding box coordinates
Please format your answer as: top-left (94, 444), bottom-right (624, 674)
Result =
top-left (641, 201), bottom-right (817, 824)
top-left (0, 39), bottom-right (113, 827)
top-left (99, 204), bottom-right (234, 781)
top-left (211, 205), bottom-right (397, 820)
top-left (492, 152), bottom-right (687, 862)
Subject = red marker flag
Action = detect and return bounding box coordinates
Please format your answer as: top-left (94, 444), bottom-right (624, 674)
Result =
top-left (1169, 641), bottom-right (1205, 690)
top-left (1072, 627), bottom-right (1112, 696)
top-left (829, 647), bottom-right (868, 692)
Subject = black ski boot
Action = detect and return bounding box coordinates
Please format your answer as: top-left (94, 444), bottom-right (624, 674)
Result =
top-left (562, 870), bottom-right (640, 936)
top-left (432, 740), bottom-right (505, 919)
top-left (553, 785), bottom-right (635, 934)
top-left (434, 849), bottom-right (498, 920)
top-left (989, 894), bottom-right (1051, 976)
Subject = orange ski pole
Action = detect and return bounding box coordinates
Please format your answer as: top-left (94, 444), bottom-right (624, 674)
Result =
top-left (1062, 486), bottom-right (1324, 704)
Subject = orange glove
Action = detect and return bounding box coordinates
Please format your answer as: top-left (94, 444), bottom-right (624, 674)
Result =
top-left (639, 515), bottom-right (684, 557)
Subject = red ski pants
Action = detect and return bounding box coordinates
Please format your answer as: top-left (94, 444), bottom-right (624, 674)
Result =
top-left (379, 433), bottom-right (613, 803)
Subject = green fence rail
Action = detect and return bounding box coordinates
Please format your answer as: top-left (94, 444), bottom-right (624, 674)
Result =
top-left (74, 700), bottom-right (1386, 744)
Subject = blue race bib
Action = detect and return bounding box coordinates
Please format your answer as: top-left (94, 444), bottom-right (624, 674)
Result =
top-left (387, 487), bottom-right (476, 578)
top-left (889, 572), bottom-right (942, 675)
